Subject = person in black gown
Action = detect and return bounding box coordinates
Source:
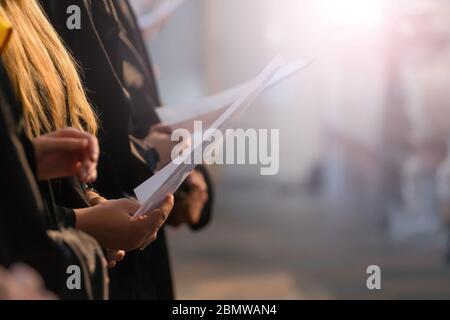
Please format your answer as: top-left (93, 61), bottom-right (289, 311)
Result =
top-left (0, 50), bottom-right (108, 299)
top-left (41, 0), bottom-right (215, 299)
top-left (1, 0), bottom-right (175, 299)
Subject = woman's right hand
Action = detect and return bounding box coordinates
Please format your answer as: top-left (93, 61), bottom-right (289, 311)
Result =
top-left (33, 127), bottom-right (99, 183)
top-left (74, 195), bottom-right (174, 251)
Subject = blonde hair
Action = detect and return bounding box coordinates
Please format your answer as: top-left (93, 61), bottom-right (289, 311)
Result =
top-left (0, 0), bottom-right (97, 138)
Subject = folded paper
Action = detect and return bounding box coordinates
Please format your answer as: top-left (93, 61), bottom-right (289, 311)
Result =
top-left (155, 58), bottom-right (312, 130)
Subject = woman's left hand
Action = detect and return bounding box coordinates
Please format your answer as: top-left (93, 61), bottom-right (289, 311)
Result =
top-left (168, 170), bottom-right (208, 227)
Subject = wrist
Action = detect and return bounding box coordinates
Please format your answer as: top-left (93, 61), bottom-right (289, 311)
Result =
top-left (74, 207), bottom-right (90, 231)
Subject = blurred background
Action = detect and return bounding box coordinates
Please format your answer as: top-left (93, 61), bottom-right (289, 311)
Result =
top-left (132, 0), bottom-right (450, 299)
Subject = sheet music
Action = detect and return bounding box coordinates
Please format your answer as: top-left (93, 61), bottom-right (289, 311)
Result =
top-left (155, 58), bottom-right (312, 129)
top-left (133, 56), bottom-right (283, 216)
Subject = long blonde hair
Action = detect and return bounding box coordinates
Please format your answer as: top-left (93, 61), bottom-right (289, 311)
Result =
top-left (0, 0), bottom-right (97, 138)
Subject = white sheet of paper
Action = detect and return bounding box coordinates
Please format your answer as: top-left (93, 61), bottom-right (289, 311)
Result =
top-left (155, 58), bottom-right (312, 128)
top-left (138, 0), bottom-right (185, 33)
top-left (133, 56), bottom-right (283, 216)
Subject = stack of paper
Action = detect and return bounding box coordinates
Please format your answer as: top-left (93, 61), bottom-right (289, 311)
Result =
top-left (133, 56), bottom-right (284, 216)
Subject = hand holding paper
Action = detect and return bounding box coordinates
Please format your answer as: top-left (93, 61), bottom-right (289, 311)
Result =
top-left (133, 56), bottom-right (284, 216)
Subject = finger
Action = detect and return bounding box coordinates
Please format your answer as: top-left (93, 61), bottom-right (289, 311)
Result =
top-left (139, 214), bottom-right (164, 248)
top-left (188, 210), bottom-right (202, 226)
top-left (186, 173), bottom-right (196, 185)
top-left (187, 172), bottom-right (207, 192)
top-left (187, 188), bottom-right (205, 206)
top-left (44, 127), bottom-right (83, 138)
top-left (72, 161), bottom-right (83, 173)
top-left (160, 194), bottom-right (175, 217)
top-left (189, 184), bottom-right (208, 202)
top-left (197, 176), bottom-right (208, 192)
top-left (115, 250), bottom-right (126, 262)
top-left (132, 195), bottom-right (174, 237)
top-left (76, 161), bottom-right (96, 182)
top-left (120, 199), bottom-right (141, 217)
top-left (137, 208), bottom-right (167, 248)
top-left (193, 172), bottom-right (208, 192)
top-left (47, 128), bottom-right (93, 147)
top-left (51, 128), bottom-right (99, 162)
top-left (41, 138), bottom-right (89, 155)
top-left (140, 235), bottom-right (158, 249)
top-left (186, 188), bottom-right (202, 203)
top-left (74, 134), bottom-right (98, 163)
top-left (150, 123), bottom-right (173, 134)
top-left (85, 135), bottom-right (99, 163)
top-left (79, 170), bottom-right (97, 184)
top-left (81, 162), bottom-right (98, 183)
top-left (186, 176), bottom-right (202, 190)
top-left (77, 162), bottom-right (90, 182)
top-left (86, 165), bottom-right (97, 181)
top-left (50, 127), bottom-right (92, 140)
top-left (201, 191), bottom-right (209, 204)
top-left (106, 250), bottom-right (125, 268)
top-left (137, 195), bottom-right (174, 222)
top-left (137, 231), bottom-right (156, 251)
top-left (86, 170), bottom-right (98, 184)
top-left (139, 233), bottom-right (156, 250)
top-left (139, 208), bottom-right (165, 228)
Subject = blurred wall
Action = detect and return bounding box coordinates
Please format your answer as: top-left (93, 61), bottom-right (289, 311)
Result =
top-left (146, 0), bottom-right (388, 185)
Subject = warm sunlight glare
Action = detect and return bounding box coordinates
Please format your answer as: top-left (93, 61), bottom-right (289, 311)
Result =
top-left (314, 0), bottom-right (385, 31)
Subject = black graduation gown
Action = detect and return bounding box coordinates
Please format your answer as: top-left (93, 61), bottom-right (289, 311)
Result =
top-left (0, 60), bottom-right (66, 293)
top-left (106, 0), bottom-right (214, 230)
top-left (41, 0), bottom-right (173, 300)
top-left (0, 60), bottom-right (102, 299)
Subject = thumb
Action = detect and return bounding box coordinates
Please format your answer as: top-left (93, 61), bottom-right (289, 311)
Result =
top-left (117, 199), bottom-right (141, 216)
top-left (160, 194), bottom-right (174, 216)
top-left (41, 138), bottom-right (88, 154)
top-left (150, 123), bottom-right (173, 134)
